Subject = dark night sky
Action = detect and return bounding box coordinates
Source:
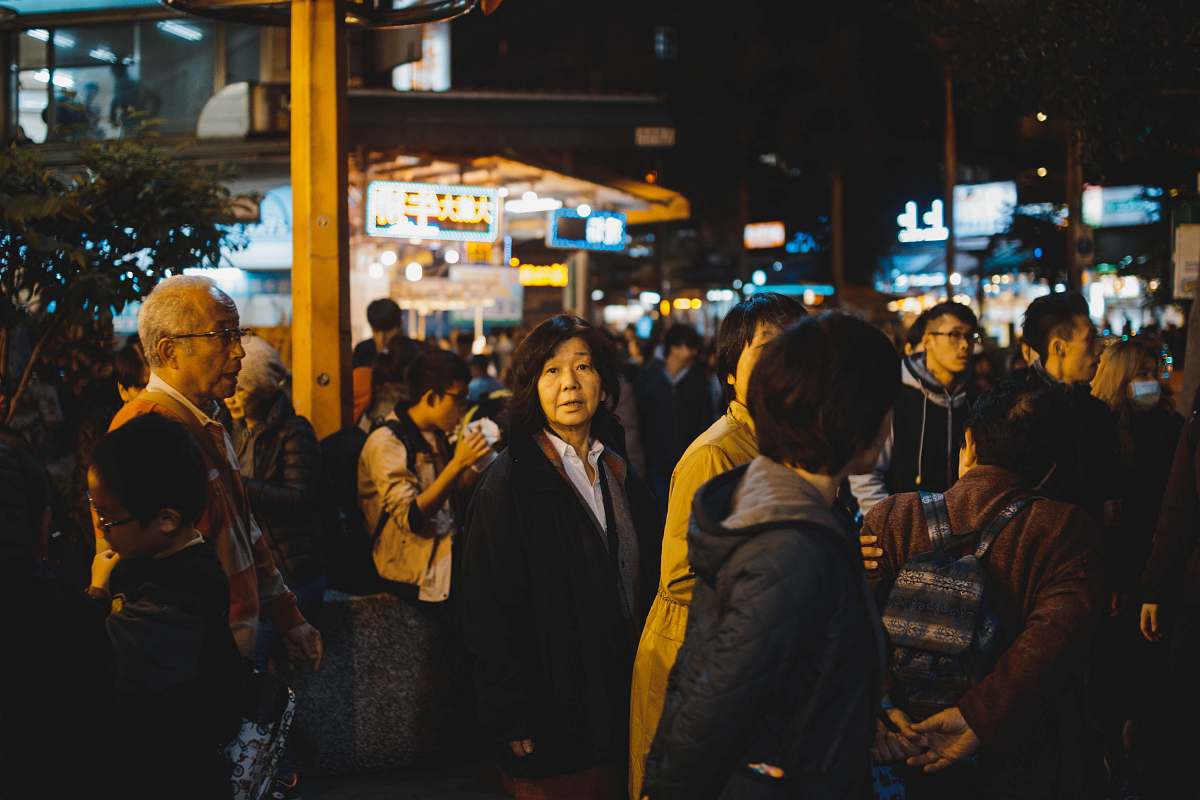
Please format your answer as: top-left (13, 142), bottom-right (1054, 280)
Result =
top-left (446, 1), bottom-right (1093, 286)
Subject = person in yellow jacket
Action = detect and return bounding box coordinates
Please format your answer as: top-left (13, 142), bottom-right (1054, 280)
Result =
top-left (628, 293), bottom-right (805, 799)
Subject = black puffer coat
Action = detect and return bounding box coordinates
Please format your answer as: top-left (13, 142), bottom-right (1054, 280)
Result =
top-left (644, 458), bottom-right (885, 800)
top-left (239, 393), bottom-right (324, 587)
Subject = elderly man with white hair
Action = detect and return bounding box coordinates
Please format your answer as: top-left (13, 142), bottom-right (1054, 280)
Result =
top-left (106, 274), bottom-right (323, 668)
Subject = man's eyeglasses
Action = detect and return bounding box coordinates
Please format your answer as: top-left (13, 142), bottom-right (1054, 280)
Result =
top-left (927, 330), bottom-right (981, 345)
top-left (87, 492), bottom-right (137, 535)
top-left (164, 327), bottom-right (253, 346)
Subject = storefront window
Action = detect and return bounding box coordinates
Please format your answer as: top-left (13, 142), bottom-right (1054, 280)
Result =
top-left (15, 18), bottom-right (219, 142)
top-left (226, 23), bottom-right (261, 85)
top-left (17, 70), bottom-right (50, 143)
top-left (140, 18), bottom-right (216, 135)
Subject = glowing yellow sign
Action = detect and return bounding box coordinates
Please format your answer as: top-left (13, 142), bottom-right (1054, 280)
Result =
top-left (743, 221), bottom-right (786, 250)
top-left (366, 181), bottom-right (498, 243)
top-left (517, 263), bottom-right (569, 287)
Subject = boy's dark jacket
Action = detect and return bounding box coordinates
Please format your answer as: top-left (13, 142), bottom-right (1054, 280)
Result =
top-left (108, 540), bottom-right (251, 796)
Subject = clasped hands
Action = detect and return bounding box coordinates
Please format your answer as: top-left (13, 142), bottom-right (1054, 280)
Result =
top-left (872, 706), bottom-right (980, 773)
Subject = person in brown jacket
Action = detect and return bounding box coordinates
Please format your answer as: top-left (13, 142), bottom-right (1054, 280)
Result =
top-left (863, 384), bottom-right (1104, 799)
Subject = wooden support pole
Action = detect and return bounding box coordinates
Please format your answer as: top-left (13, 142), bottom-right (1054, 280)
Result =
top-left (290, 0), bottom-right (351, 437)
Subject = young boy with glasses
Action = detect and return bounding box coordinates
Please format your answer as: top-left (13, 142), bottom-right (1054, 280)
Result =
top-left (86, 413), bottom-right (250, 797)
top-left (358, 349), bottom-right (493, 602)
top-left (851, 301), bottom-right (981, 516)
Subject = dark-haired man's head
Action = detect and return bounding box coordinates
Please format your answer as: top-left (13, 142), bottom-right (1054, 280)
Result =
top-left (960, 384), bottom-right (1065, 485)
top-left (88, 414), bottom-right (207, 558)
top-left (904, 308), bottom-right (934, 355)
top-left (366, 298), bottom-right (403, 348)
top-left (716, 292), bottom-right (807, 406)
top-left (405, 349), bottom-right (471, 434)
top-left (750, 313), bottom-right (901, 478)
top-left (1021, 292), bottom-right (1099, 384)
top-left (469, 354), bottom-right (491, 379)
top-left (919, 302), bottom-right (979, 387)
top-left (663, 324), bottom-right (702, 374)
top-left (113, 344), bottom-right (149, 404)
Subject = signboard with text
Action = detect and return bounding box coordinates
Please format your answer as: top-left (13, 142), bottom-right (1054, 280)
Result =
top-left (897, 181), bottom-right (1017, 244)
top-left (547, 209), bottom-right (626, 252)
top-left (366, 181), bottom-right (498, 243)
top-left (743, 221), bottom-right (786, 250)
top-left (1082, 185), bottom-right (1163, 228)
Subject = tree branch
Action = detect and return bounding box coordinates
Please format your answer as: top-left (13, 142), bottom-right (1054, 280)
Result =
top-left (3, 317), bottom-right (60, 427)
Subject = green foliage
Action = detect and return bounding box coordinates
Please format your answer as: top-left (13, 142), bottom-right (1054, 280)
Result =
top-left (1, 134), bottom-right (243, 329)
top-left (0, 132), bottom-right (244, 410)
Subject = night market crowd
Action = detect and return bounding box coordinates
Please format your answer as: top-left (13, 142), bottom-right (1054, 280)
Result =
top-left (11, 273), bottom-right (1200, 800)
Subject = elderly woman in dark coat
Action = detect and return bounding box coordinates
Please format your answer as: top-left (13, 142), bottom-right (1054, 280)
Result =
top-left (461, 315), bottom-right (662, 799)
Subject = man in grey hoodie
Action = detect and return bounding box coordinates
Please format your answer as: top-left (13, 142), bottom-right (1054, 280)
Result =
top-left (850, 301), bottom-right (978, 514)
top-left (642, 313), bottom-right (899, 800)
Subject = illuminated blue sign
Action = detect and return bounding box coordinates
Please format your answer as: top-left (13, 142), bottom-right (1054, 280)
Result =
top-left (547, 209), bottom-right (626, 252)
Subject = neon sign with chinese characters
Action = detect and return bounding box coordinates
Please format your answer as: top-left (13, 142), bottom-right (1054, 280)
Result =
top-left (366, 181), bottom-right (498, 243)
top-left (897, 181), bottom-right (1018, 244)
top-left (547, 209), bottom-right (627, 252)
top-left (517, 263), bottom-right (569, 287)
top-left (897, 200), bottom-right (950, 243)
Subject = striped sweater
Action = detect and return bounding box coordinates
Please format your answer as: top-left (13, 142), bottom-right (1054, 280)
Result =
top-left (108, 374), bottom-right (304, 656)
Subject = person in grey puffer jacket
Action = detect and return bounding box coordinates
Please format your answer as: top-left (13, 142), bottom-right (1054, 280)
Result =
top-left (850, 301), bottom-right (977, 514)
top-left (642, 313), bottom-right (899, 800)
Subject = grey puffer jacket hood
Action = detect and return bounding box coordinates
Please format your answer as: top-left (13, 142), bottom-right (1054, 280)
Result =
top-left (903, 352), bottom-right (970, 410)
top-left (686, 456), bottom-right (848, 581)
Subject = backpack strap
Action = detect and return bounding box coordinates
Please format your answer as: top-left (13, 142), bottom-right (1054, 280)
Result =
top-left (973, 496), bottom-right (1038, 559)
top-left (919, 490), bottom-right (953, 551)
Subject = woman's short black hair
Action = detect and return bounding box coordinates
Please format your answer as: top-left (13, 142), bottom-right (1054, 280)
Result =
top-left (90, 414), bottom-right (207, 525)
top-left (749, 312), bottom-right (901, 474)
top-left (507, 315), bottom-right (620, 439)
top-left (715, 292), bottom-right (807, 389)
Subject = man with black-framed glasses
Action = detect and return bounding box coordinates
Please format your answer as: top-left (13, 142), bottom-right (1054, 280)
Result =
top-left (852, 301), bottom-right (980, 516)
top-left (107, 274), bottom-right (324, 673)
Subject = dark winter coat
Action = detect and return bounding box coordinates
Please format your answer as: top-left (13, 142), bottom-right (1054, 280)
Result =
top-left (1142, 401), bottom-right (1200, 605)
top-left (863, 466), bottom-right (1103, 799)
top-left (1014, 365), bottom-right (1121, 523)
top-left (643, 457), bottom-right (886, 800)
top-left (460, 430), bottom-right (662, 779)
top-left (849, 354), bottom-right (971, 512)
top-left (235, 392), bottom-right (324, 587)
top-left (636, 360), bottom-right (719, 493)
top-left (1110, 405), bottom-right (1183, 592)
top-left (108, 540), bottom-right (252, 797)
